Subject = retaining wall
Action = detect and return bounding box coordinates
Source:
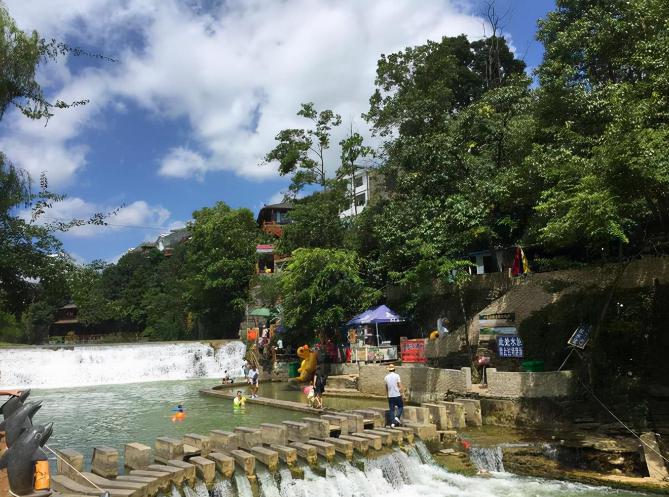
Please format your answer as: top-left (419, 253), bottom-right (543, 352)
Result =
top-left (485, 369), bottom-right (574, 398)
top-left (357, 365), bottom-right (471, 402)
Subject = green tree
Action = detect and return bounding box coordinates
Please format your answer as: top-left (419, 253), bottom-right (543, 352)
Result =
top-left (528, 0), bottom-right (669, 251)
top-left (264, 102), bottom-right (342, 195)
top-left (66, 261), bottom-right (116, 326)
top-left (185, 202), bottom-right (258, 338)
top-left (280, 248), bottom-right (379, 345)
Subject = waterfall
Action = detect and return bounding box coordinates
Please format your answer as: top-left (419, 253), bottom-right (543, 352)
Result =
top-left (212, 477), bottom-right (235, 497)
top-left (182, 480), bottom-right (209, 497)
top-left (469, 446), bottom-right (506, 472)
top-left (234, 473), bottom-right (254, 497)
top-left (257, 468), bottom-right (281, 497)
top-left (0, 341), bottom-right (246, 389)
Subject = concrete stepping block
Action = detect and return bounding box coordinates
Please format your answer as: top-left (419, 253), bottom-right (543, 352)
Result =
top-left (234, 427), bottom-right (263, 449)
top-left (260, 423), bottom-right (287, 445)
top-left (421, 403), bottom-right (450, 430)
top-left (92, 446), bottom-right (119, 479)
top-left (325, 437), bottom-right (353, 459)
top-left (128, 469), bottom-right (171, 489)
top-left (52, 474), bottom-right (134, 497)
top-left (70, 472), bottom-right (146, 497)
top-left (307, 439), bottom-right (336, 462)
top-left (288, 442), bottom-right (318, 465)
top-left (320, 414), bottom-right (350, 435)
top-left (147, 464), bottom-right (185, 486)
top-left (183, 433), bottom-right (211, 456)
top-left (402, 406), bottom-right (431, 425)
top-left (269, 444), bottom-right (298, 466)
top-left (339, 434), bottom-right (369, 454)
top-left (229, 449), bottom-right (256, 476)
top-left (116, 475), bottom-right (162, 495)
top-left (392, 426), bottom-right (415, 443)
top-left (402, 422), bottom-right (438, 441)
top-left (189, 456), bottom-right (216, 484)
top-left (166, 459), bottom-right (196, 483)
top-left (353, 432), bottom-right (383, 450)
top-left (336, 412), bottom-right (365, 433)
top-left (207, 452), bottom-right (235, 479)
top-left (363, 429), bottom-right (393, 446)
top-left (55, 448), bottom-right (84, 480)
top-left (301, 417), bottom-right (331, 439)
top-left (436, 401), bottom-right (466, 428)
top-left (373, 427), bottom-right (404, 444)
top-left (154, 437), bottom-right (184, 463)
top-left (282, 421), bottom-right (310, 442)
top-left (454, 398), bottom-right (483, 426)
top-left (124, 443), bottom-right (152, 470)
top-left (250, 446), bottom-right (279, 472)
top-left (351, 409), bottom-right (383, 428)
top-left (210, 430), bottom-right (239, 451)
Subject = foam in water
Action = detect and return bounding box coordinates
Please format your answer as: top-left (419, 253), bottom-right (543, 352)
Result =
top-left (0, 341), bottom-right (246, 389)
top-left (469, 446), bottom-right (506, 473)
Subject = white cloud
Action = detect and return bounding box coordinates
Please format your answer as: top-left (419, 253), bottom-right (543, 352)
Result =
top-left (3, 0), bottom-right (490, 184)
top-left (26, 197), bottom-right (172, 238)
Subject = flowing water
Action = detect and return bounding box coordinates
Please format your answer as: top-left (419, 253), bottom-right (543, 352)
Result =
top-left (0, 341), bottom-right (246, 389)
top-left (469, 446), bottom-right (506, 472)
top-left (0, 342), bottom-right (656, 496)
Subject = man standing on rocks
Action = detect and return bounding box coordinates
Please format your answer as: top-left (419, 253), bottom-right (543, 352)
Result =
top-left (384, 364), bottom-right (403, 427)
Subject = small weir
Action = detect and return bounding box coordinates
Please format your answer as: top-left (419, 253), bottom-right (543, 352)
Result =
top-left (469, 446), bottom-right (505, 473)
top-left (0, 342), bottom-right (246, 389)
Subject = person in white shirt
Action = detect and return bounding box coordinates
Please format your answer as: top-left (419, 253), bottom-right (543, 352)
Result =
top-left (384, 364), bottom-right (404, 427)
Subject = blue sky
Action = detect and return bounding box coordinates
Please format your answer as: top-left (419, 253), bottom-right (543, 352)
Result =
top-left (2, 0), bottom-right (555, 263)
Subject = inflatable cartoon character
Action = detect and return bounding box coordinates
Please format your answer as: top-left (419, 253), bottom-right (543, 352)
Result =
top-left (295, 345), bottom-right (318, 382)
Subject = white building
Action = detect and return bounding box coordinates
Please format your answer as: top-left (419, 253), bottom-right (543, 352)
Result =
top-left (340, 169), bottom-right (376, 218)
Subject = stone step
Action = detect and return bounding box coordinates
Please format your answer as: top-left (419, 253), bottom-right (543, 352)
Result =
top-left (206, 452), bottom-right (235, 479)
top-left (288, 442), bottom-right (318, 465)
top-left (115, 475), bottom-right (162, 496)
top-left (338, 435), bottom-right (369, 455)
top-left (364, 429), bottom-right (393, 446)
top-left (189, 456), bottom-right (216, 484)
top-left (69, 472), bottom-right (146, 497)
top-left (229, 449), bottom-right (256, 476)
top-left (146, 464), bottom-right (186, 486)
top-left (321, 414), bottom-right (350, 435)
top-left (306, 439), bottom-right (336, 462)
top-left (52, 475), bottom-right (134, 497)
top-left (325, 437), bottom-right (354, 459)
top-left (353, 432), bottom-right (383, 450)
top-left (249, 446), bottom-right (279, 472)
top-left (373, 427), bottom-right (404, 444)
top-left (402, 422), bottom-right (436, 441)
top-left (269, 444), bottom-right (298, 466)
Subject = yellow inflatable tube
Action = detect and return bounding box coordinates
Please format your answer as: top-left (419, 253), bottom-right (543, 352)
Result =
top-left (295, 344), bottom-right (318, 382)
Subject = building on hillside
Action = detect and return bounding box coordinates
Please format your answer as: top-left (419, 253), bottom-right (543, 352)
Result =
top-left (156, 228), bottom-right (191, 256)
top-left (339, 168), bottom-right (384, 218)
top-left (256, 202), bottom-right (293, 273)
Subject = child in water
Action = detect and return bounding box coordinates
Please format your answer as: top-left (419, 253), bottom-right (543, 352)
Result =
top-left (233, 390), bottom-right (247, 408)
top-left (171, 404), bottom-right (186, 422)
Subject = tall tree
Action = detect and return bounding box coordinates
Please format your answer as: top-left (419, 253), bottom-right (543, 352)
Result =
top-left (185, 202), bottom-right (258, 338)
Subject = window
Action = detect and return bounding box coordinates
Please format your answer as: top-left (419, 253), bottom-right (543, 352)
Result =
top-left (355, 192), bottom-right (366, 207)
top-left (354, 175), bottom-right (364, 188)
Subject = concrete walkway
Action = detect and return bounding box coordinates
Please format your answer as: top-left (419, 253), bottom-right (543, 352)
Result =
top-left (199, 388), bottom-right (331, 414)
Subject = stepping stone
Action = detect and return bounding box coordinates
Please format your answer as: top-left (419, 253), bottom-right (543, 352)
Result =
top-left (308, 439), bottom-right (337, 461)
top-left (325, 436), bottom-right (354, 458)
top-left (288, 442), bottom-right (318, 465)
top-left (353, 432), bottom-right (382, 450)
top-left (207, 452), bottom-right (235, 479)
top-left (269, 444), bottom-right (298, 466)
top-left (364, 429), bottom-right (393, 446)
top-left (250, 446), bottom-right (279, 472)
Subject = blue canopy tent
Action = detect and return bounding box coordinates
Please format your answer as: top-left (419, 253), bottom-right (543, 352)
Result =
top-left (346, 305), bottom-right (404, 347)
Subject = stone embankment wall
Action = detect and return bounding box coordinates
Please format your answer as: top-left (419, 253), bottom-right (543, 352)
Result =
top-left (427, 256), bottom-right (669, 359)
top-left (485, 369), bottom-right (574, 398)
top-left (357, 365), bottom-right (471, 402)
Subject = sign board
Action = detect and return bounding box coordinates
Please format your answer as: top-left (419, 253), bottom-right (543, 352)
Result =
top-left (479, 312), bottom-right (517, 339)
top-left (497, 335), bottom-right (524, 358)
top-left (568, 324), bottom-right (592, 349)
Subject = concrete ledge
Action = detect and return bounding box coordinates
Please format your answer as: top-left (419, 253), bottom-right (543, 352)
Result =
top-left (336, 412), bottom-right (365, 433)
top-left (282, 421), bottom-right (310, 442)
top-left (207, 452), bottom-right (235, 479)
top-left (146, 464), bottom-right (185, 486)
top-left (260, 423), bottom-right (287, 445)
top-left (351, 409), bottom-right (383, 428)
top-left (421, 403), bottom-right (450, 430)
top-left (70, 472), bottom-right (145, 497)
top-left (55, 448), bottom-right (84, 480)
top-left (234, 427), bottom-right (263, 450)
top-left (393, 426), bottom-right (415, 443)
top-left (52, 474), bottom-right (110, 496)
top-left (339, 435), bottom-right (369, 454)
top-left (91, 446), bottom-right (119, 479)
top-left (301, 417), bottom-right (330, 439)
top-left (320, 414), bottom-right (350, 435)
top-left (116, 475), bottom-right (162, 495)
top-left (128, 469), bottom-right (171, 489)
top-left (125, 443), bottom-right (152, 470)
top-left (154, 437), bottom-right (184, 464)
top-left (436, 401), bottom-right (466, 429)
top-left (288, 442), bottom-right (318, 465)
top-left (454, 398), bottom-right (483, 426)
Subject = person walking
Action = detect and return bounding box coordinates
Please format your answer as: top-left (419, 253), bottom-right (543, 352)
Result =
top-left (312, 368), bottom-right (326, 409)
top-left (249, 365), bottom-right (260, 398)
top-left (384, 364), bottom-right (403, 427)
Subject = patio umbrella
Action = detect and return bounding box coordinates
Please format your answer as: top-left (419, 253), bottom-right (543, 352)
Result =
top-left (346, 305), bottom-right (404, 346)
top-left (249, 307), bottom-right (272, 317)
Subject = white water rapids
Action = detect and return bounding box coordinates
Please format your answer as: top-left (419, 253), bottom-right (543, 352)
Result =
top-left (0, 341), bottom-right (246, 389)
top-left (200, 443), bottom-right (645, 497)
